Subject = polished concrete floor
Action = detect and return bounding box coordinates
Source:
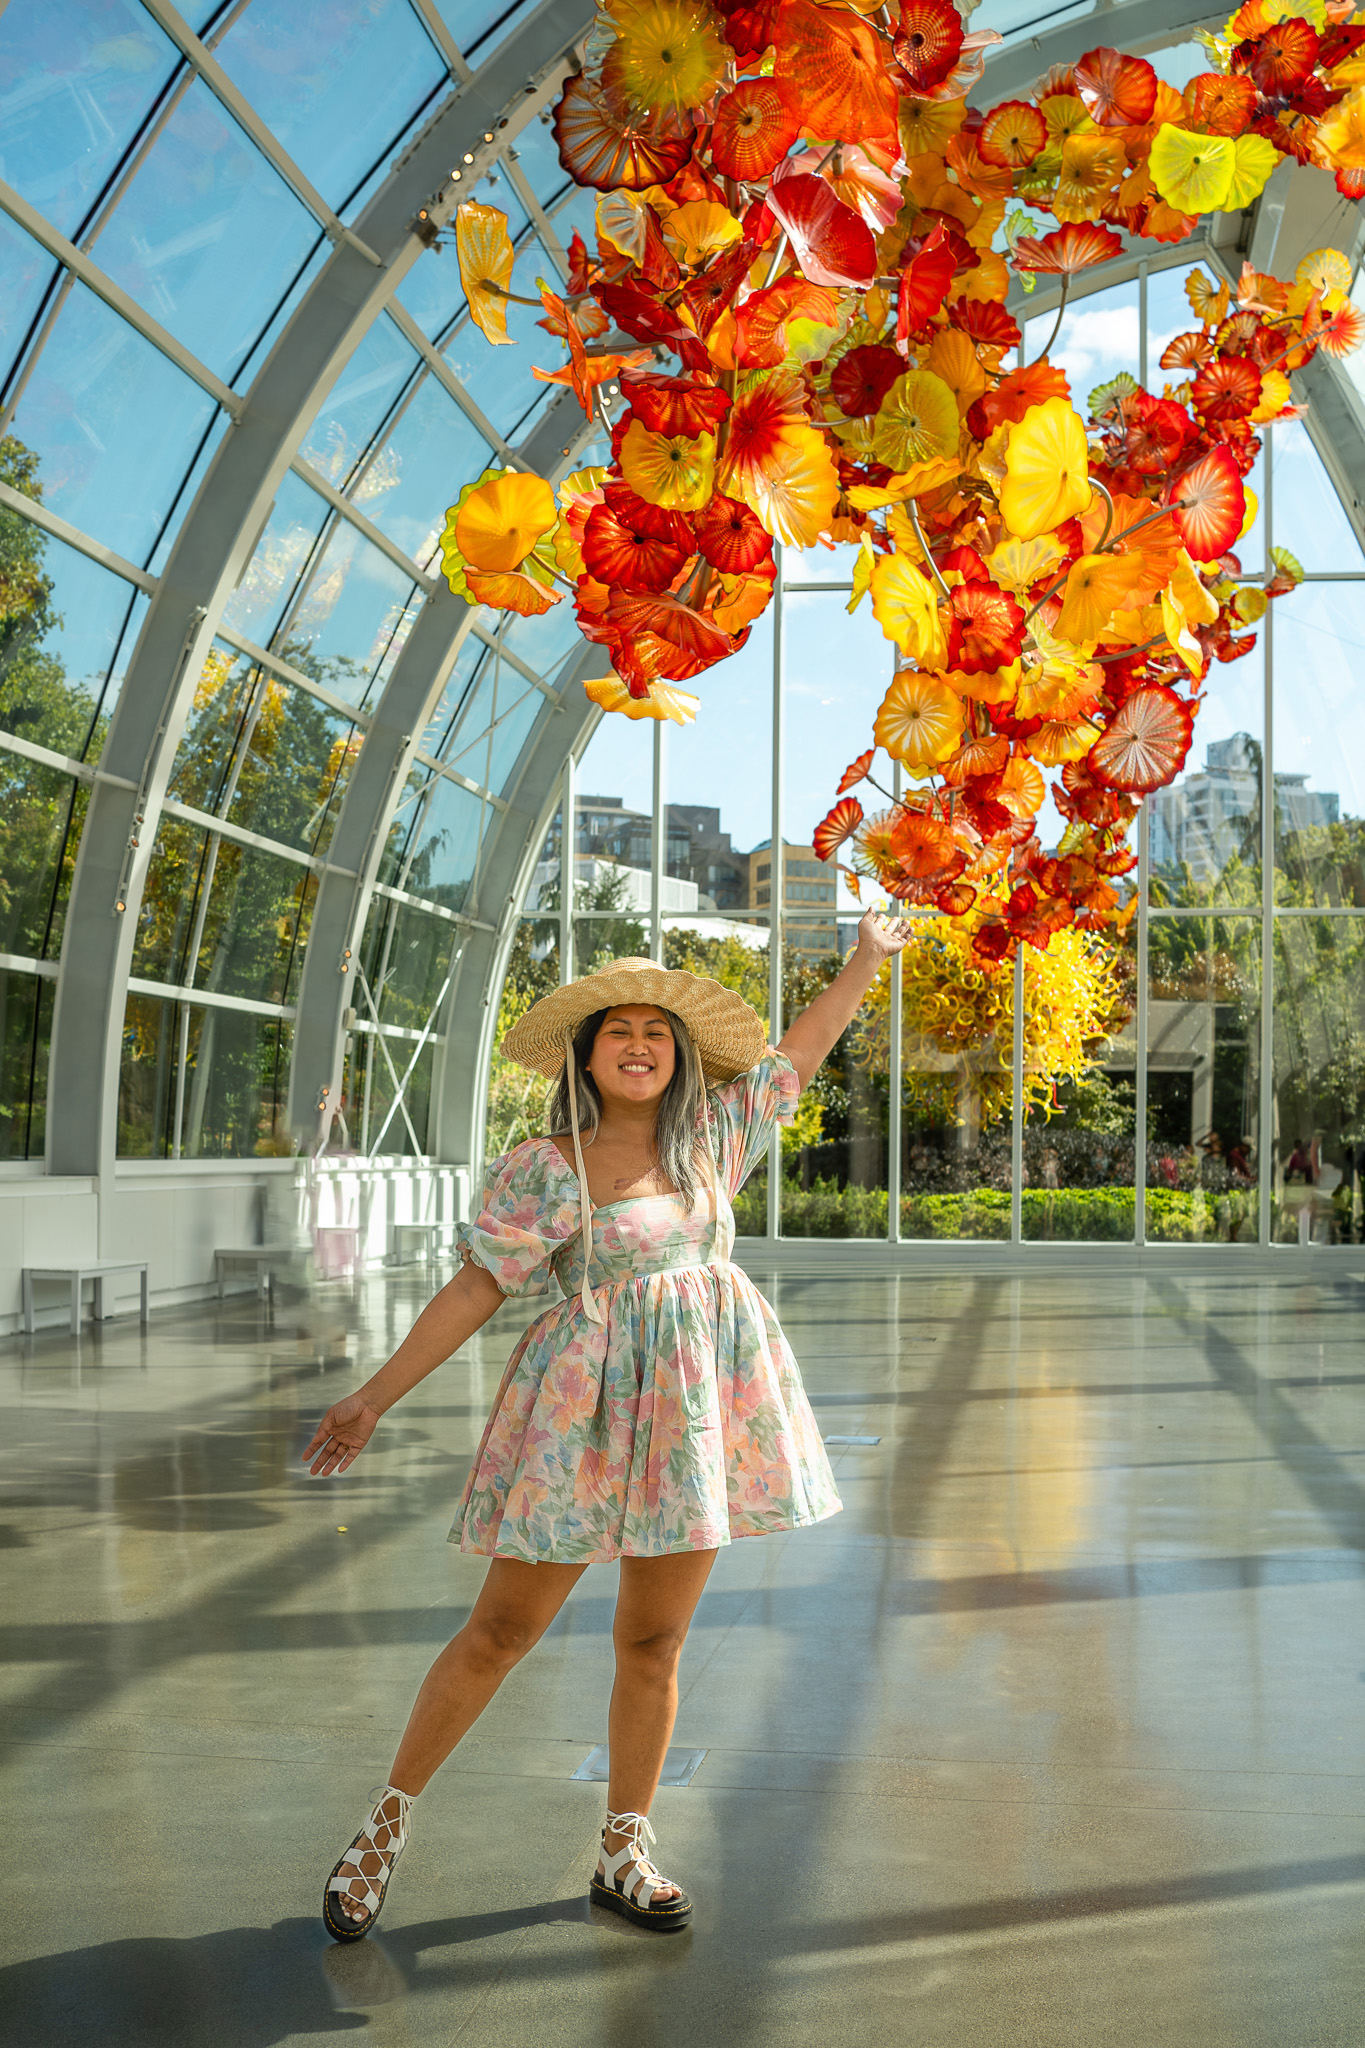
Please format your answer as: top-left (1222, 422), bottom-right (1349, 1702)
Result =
top-left (2, 1264), bottom-right (1364, 2046)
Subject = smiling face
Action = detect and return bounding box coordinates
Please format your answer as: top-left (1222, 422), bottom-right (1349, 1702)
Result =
top-left (586, 1004), bottom-right (678, 1112)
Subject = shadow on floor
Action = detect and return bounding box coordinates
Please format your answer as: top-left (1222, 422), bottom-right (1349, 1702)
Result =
top-left (0, 1898), bottom-right (603, 2047)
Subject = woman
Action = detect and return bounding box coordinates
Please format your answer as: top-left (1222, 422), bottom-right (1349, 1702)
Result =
top-left (304, 909), bottom-right (911, 1941)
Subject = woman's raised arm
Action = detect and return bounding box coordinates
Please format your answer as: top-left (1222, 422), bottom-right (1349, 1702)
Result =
top-left (776, 907), bottom-right (913, 1091)
top-left (302, 1258), bottom-right (507, 1476)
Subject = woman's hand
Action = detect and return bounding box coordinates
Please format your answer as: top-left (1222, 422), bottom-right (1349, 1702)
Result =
top-left (303, 1393), bottom-right (382, 1477)
top-left (777, 908), bottom-right (916, 1089)
top-left (853, 906), bottom-right (914, 966)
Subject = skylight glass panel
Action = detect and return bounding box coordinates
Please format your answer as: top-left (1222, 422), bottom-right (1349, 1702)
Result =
top-left (213, 0), bottom-right (445, 213)
top-left (0, 0), bottom-right (180, 238)
top-left (5, 277), bottom-right (219, 564)
top-left (91, 77), bottom-right (321, 383)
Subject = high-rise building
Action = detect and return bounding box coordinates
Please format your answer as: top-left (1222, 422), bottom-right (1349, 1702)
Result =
top-left (749, 841), bottom-right (840, 959)
top-left (1151, 732), bottom-right (1339, 884)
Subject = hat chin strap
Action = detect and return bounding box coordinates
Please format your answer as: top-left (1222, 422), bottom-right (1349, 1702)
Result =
top-left (564, 1038), bottom-right (603, 1326)
top-left (695, 1042), bottom-right (731, 1273)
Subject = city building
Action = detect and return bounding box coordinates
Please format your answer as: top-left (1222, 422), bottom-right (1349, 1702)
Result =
top-left (749, 840), bottom-right (840, 959)
top-left (1151, 731), bottom-right (1340, 883)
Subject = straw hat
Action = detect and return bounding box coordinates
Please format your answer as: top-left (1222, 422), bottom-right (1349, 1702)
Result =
top-left (501, 957), bottom-right (766, 1084)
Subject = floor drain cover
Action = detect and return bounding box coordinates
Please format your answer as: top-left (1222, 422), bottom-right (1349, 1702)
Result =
top-left (572, 1744), bottom-right (707, 1786)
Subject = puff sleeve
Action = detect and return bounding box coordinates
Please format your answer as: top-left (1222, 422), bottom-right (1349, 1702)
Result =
top-left (456, 1143), bottom-right (573, 1297)
top-left (707, 1050), bottom-right (801, 1198)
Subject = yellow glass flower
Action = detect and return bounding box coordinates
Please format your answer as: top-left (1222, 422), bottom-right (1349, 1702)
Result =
top-left (585, 673), bottom-right (698, 725)
top-left (1148, 125), bottom-right (1235, 214)
top-left (455, 203), bottom-right (516, 347)
top-left (620, 418), bottom-right (716, 511)
top-left (1297, 247), bottom-right (1353, 296)
top-left (1317, 85), bottom-right (1365, 170)
top-left (924, 330), bottom-right (989, 415)
top-left (742, 426), bottom-right (840, 549)
top-left (1023, 717), bottom-right (1102, 765)
top-left (1185, 269), bottom-right (1229, 324)
top-left (872, 371), bottom-right (960, 472)
top-left (870, 553), bottom-right (948, 665)
top-left (1055, 552), bottom-right (1148, 644)
top-left (985, 533), bottom-right (1066, 594)
top-left (873, 670), bottom-right (963, 769)
top-left (662, 201), bottom-right (742, 268)
top-left (898, 98), bottom-right (967, 159)
top-left (1052, 135), bottom-right (1125, 223)
top-left (455, 472), bottom-right (557, 573)
top-left (1224, 132), bottom-right (1282, 210)
top-left (601, 0), bottom-right (729, 118)
top-left (999, 398), bottom-right (1091, 542)
top-left (1250, 370), bottom-right (1292, 422)
top-left (997, 753), bottom-right (1046, 818)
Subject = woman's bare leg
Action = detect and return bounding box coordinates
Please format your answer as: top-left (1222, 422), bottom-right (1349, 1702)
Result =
top-left (332, 1557), bottom-right (585, 1923)
top-left (603, 1548), bottom-right (717, 1900)
top-left (390, 1557), bottom-right (587, 1791)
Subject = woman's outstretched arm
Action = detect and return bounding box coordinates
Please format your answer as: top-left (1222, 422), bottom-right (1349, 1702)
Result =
top-left (302, 1259), bottom-right (507, 1476)
top-left (776, 907), bottom-right (913, 1091)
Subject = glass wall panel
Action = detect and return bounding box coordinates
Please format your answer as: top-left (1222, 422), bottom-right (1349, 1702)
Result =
top-left (0, 758), bottom-right (83, 961)
top-left (450, 0), bottom-right (534, 63)
top-left (570, 713), bottom-right (652, 967)
top-left (447, 669), bottom-right (543, 797)
top-left (357, 374), bottom-right (495, 569)
top-left (421, 633), bottom-right (486, 759)
top-left (0, 477), bottom-right (145, 761)
top-left (253, 507), bottom-right (422, 712)
top-left (118, 991), bottom-right (293, 1160)
top-left (0, 211), bottom-right (60, 392)
top-left (1145, 916), bottom-right (1260, 1242)
top-left (1270, 421), bottom-right (1365, 574)
top-left (132, 817), bottom-right (315, 1009)
top-left (1042, 277), bottom-right (1139, 411)
top-left (213, 0), bottom-right (443, 214)
top-left (0, 0), bottom-right (179, 237)
top-left (91, 79), bottom-right (320, 383)
top-left (497, 599), bottom-right (586, 679)
top-left (357, 895), bottom-right (461, 1033)
top-left (0, 967), bottom-right (52, 1160)
top-left (1270, 581), bottom-right (1365, 907)
top-left (300, 316), bottom-right (418, 493)
top-left (167, 646), bottom-right (359, 859)
top-left (1148, 642), bottom-right (1264, 910)
top-left (780, 591), bottom-right (890, 1236)
top-left (1270, 916), bottom-right (1365, 1244)
top-left (220, 470), bottom-right (332, 648)
top-left (7, 279), bottom-right (219, 564)
top-left (378, 772), bottom-right (485, 912)
top-left (1022, 926), bottom-right (1138, 1242)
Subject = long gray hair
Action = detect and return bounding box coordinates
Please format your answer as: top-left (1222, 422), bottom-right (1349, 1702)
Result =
top-left (547, 1005), bottom-right (711, 1207)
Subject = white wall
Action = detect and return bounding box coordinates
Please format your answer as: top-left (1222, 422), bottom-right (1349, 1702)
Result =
top-left (0, 1157), bottom-right (470, 1336)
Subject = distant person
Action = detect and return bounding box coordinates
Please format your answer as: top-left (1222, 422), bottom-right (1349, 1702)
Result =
top-left (303, 910), bottom-right (913, 1941)
top-left (1285, 1136), bottom-right (1315, 1184)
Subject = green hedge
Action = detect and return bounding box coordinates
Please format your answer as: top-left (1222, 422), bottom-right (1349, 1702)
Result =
top-left (733, 1175), bottom-right (1260, 1242)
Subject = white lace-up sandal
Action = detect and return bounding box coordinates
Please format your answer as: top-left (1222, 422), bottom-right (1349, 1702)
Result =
top-left (323, 1784), bottom-right (414, 1943)
top-left (590, 1810), bottom-right (692, 1930)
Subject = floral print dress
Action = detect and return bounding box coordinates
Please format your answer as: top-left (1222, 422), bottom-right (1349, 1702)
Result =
top-left (450, 1052), bottom-right (842, 1563)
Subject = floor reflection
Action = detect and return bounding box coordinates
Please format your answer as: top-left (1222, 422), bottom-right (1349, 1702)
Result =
top-left (1, 1267), bottom-right (1363, 2045)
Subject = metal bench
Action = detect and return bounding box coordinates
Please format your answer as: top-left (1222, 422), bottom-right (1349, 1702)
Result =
top-left (213, 1245), bottom-right (297, 1305)
top-left (23, 1262), bottom-right (150, 1337)
top-left (390, 1220), bottom-right (451, 1268)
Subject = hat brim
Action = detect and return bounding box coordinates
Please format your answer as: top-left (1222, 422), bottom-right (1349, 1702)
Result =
top-left (500, 959), bottom-right (767, 1084)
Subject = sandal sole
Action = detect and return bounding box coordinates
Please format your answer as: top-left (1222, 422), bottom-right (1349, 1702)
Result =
top-left (323, 1842), bottom-right (392, 1944)
top-left (589, 1877), bottom-right (692, 1931)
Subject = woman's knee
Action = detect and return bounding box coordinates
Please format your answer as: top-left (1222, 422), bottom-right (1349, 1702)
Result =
top-left (614, 1623), bottom-right (689, 1678)
top-left (459, 1608), bottom-right (543, 1671)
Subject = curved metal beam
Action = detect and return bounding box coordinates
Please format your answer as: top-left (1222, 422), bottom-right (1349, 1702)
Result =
top-left (285, 383), bottom-right (606, 1151)
top-left (969, 0), bottom-right (1226, 103)
top-left (45, 0), bottom-right (592, 1185)
top-left (428, 641), bottom-right (606, 1191)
